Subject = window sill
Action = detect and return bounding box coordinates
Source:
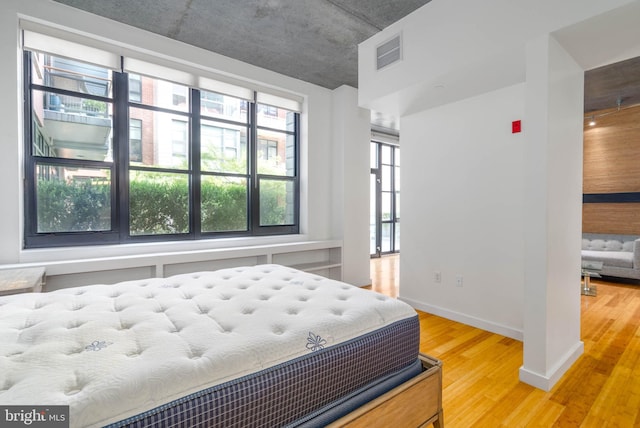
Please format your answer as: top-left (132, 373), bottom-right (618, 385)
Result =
top-left (18, 234), bottom-right (308, 266)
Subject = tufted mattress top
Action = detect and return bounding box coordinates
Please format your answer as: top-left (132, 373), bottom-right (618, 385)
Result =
top-left (0, 264), bottom-right (417, 427)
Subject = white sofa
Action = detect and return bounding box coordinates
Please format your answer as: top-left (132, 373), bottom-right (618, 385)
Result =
top-left (582, 233), bottom-right (640, 280)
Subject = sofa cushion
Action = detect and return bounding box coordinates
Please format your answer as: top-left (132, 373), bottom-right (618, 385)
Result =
top-left (582, 250), bottom-right (634, 268)
top-left (582, 238), bottom-right (630, 252)
top-left (622, 240), bottom-right (635, 252)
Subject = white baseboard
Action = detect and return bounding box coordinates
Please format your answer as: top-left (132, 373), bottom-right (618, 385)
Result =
top-left (399, 297), bottom-right (585, 392)
top-left (519, 341), bottom-right (584, 391)
top-left (399, 296), bottom-right (523, 341)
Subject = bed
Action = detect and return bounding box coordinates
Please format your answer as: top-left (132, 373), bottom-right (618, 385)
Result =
top-left (0, 264), bottom-right (442, 427)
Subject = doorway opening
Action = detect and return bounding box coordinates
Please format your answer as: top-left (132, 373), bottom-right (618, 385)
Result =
top-left (370, 140), bottom-right (400, 257)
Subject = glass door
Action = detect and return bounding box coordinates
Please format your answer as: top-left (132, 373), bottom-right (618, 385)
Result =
top-left (370, 141), bottom-right (400, 257)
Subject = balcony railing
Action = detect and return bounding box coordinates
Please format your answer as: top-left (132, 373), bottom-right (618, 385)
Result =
top-left (46, 93), bottom-right (109, 118)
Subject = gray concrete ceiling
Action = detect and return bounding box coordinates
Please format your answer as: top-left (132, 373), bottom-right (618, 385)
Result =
top-left (53, 0), bottom-right (432, 90)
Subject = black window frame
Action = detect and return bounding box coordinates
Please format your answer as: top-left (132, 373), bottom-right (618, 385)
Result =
top-left (23, 50), bottom-right (300, 249)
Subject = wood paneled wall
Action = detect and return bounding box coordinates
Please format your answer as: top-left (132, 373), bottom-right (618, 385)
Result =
top-left (583, 105), bottom-right (640, 234)
top-left (583, 203), bottom-right (640, 235)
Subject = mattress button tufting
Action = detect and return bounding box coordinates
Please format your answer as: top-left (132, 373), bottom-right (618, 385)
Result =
top-left (190, 349), bottom-right (204, 359)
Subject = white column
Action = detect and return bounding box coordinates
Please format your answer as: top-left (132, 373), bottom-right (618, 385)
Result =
top-left (331, 85), bottom-right (371, 286)
top-left (520, 34), bottom-right (584, 390)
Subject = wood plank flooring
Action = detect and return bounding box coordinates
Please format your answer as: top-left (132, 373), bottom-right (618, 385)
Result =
top-left (369, 255), bottom-right (640, 427)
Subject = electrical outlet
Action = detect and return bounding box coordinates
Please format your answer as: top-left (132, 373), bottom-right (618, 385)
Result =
top-left (456, 275), bottom-right (463, 287)
top-left (434, 271), bottom-right (441, 283)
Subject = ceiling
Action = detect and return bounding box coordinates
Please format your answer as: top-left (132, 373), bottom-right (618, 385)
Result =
top-left (52, 0), bottom-right (432, 90)
top-left (584, 56), bottom-right (640, 113)
top-left (52, 0), bottom-right (640, 128)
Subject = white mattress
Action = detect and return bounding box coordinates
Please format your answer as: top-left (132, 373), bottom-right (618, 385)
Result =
top-left (0, 264), bottom-right (416, 427)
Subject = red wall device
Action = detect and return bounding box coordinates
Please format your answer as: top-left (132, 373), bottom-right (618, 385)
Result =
top-left (512, 120), bottom-right (521, 133)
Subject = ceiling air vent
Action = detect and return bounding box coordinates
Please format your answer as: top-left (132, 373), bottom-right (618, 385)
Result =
top-left (376, 34), bottom-right (402, 70)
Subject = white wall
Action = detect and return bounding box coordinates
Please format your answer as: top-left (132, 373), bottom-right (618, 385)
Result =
top-left (0, 3), bottom-right (22, 264)
top-left (400, 84), bottom-right (526, 339)
top-left (331, 85), bottom-right (371, 286)
top-left (0, 0), bottom-right (367, 279)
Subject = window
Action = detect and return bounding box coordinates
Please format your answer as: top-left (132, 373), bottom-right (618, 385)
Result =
top-left (129, 119), bottom-right (142, 162)
top-left (171, 119), bottom-right (188, 159)
top-left (255, 104), bottom-right (297, 226)
top-left (259, 104), bottom-right (278, 117)
top-left (129, 75), bottom-right (141, 102)
top-left (258, 138), bottom-right (278, 161)
top-left (23, 49), bottom-right (299, 248)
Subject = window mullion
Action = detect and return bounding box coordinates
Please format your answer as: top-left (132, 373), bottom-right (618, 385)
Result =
top-left (114, 71), bottom-right (129, 242)
top-left (249, 99), bottom-right (259, 232)
top-left (191, 88), bottom-right (201, 239)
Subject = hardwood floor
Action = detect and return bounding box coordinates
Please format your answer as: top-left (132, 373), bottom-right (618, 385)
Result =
top-left (370, 255), bottom-right (640, 427)
top-left (369, 253), bottom-right (399, 298)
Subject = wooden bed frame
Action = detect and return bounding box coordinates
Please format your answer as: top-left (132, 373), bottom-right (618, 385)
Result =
top-left (329, 353), bottom-right (443, 428)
